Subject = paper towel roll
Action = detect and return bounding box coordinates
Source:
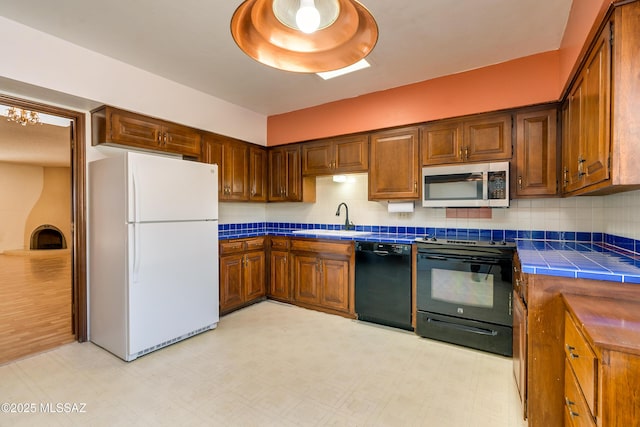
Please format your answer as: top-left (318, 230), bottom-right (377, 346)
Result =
top-left (387, 202), bottom-right (414, 213)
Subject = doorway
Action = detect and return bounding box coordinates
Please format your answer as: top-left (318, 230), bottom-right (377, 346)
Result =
top-left (0, 95), bottom-right (86, 365)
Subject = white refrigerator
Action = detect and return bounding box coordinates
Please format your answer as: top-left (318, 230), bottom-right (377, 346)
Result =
top-left (89, 151), bottom-right (219, 361)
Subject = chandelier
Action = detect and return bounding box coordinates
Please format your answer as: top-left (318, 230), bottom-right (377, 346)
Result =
top-left (6, 107), bottom-right (41, 126)
top-left (231, 0), bottom-right (378, 73)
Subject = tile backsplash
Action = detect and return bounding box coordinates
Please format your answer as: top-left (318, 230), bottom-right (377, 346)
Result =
top-left (219, 174), bottom-right (640, 241)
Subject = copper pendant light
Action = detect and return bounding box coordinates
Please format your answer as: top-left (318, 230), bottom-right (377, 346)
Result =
top-left (230, 0), bottom-right (378, 73)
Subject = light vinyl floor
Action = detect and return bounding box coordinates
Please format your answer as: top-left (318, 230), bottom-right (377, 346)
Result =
top-left (1, 301), bottom-right (528, 426)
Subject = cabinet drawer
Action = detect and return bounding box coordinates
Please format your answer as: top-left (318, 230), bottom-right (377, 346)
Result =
top-left (564, 311), bottom-right (597, 416)
top-left (290, 239), bottom-right (353, 257)
top-left (244, 237), bottom-right (265, 251)
top-left (564, 358), bottom-right (596, 427)
top-left (220, 240), bottom-right (246, 255)
top-left (270, 237), bottom-right (290, 250)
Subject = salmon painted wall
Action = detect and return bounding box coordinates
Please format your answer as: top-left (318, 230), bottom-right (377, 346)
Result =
top-left (559, 0), bottom-right (611, 90)
top-left (267, 0), bottom-right (613, 146)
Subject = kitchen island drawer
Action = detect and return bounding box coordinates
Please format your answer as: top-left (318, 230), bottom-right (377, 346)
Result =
top-left (564, 311), bottom-right (597, 416)
top-left (564, 358), bottom-right (596, 427)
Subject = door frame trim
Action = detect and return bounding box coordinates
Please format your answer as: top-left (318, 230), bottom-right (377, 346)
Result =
top-left (0, 94), bottom-right (87, 342)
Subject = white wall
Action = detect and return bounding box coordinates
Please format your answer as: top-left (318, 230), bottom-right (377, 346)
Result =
top-left (0, 16), bottom-right (266, 146)
top-left (248, 174), bottom-right (634, 240)
top-left (602, 190), bottom-right (640, 240)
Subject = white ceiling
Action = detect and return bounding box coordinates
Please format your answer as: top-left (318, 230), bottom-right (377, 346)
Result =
top-left (0, 0), bottom-right (573, 116)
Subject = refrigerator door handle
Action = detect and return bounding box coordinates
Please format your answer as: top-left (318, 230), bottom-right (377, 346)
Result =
top-left (131, 163), bottom-right (139, 223)
top-left (132, 223), bottom-right (140, 284)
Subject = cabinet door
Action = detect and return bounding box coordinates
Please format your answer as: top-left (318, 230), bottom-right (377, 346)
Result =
top-left (563, 81), bottom-right (585, 193)
top-left (512, 291), bottom-right (527, 420)
top-left (268, 148), bottom-right (286, 201)
top-left (219, 254), bottom-right (244, 312)
top-left (369, 127), bottom-right (420, 200)
top-left (109, 109), bottom-right (163, 149)
top-left (163, 123), bottom-right (201, 157)
top-left (201, 134), bottom-right (225, 196)
top-left (320, 258), bottom-right (350, 312)
top-left (269, 250), bottom-right (291, 301)
top-left (464, 113), bottom-right (512, 161)
top-left (292, 254), bottom-right (321, 305)
top-left (223, 141), bottom-right (249, 201)
top-left (420, 120), bottom-right (463, 165)
top-left (244, 251), bottom-right (266, 301)
top-left (514, 107), bottom-right (558, 197)
top-left (582, 26), bottom-right (611, 188)
top-left (302, 140), bottom-right (333, 175)
top-left (333, 134), bottom-right (369, 173)
top-left (249, 146), bottom-right (268, 202)
top-left (284, 146), bottom-right (302, 201)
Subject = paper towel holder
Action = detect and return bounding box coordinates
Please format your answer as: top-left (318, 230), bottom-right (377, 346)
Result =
top-left (387, 201), bottom-right (414, 213)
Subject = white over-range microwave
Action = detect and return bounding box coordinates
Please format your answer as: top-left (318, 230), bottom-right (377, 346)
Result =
top-left (422, 161), bottom-right (509, 208)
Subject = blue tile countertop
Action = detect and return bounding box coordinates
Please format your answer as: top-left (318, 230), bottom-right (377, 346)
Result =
top-left (218, 222), bottom-right (640, 284)
top-left (517, 240), bottom-right (640, 284)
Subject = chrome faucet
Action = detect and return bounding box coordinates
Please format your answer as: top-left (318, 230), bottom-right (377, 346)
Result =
top-left (335, 202), bottom-right (355, 230)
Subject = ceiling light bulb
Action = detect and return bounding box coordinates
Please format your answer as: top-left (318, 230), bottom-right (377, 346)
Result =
top-left (296, 0), bottom-right (321, 33)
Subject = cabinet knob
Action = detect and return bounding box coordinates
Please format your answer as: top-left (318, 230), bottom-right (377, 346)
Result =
top-left (414, 181), bottom-right (418, 192)
top-left (518, 176), bottom-right (523, 190)
top-left (465, 147), bottom-right (469, 160)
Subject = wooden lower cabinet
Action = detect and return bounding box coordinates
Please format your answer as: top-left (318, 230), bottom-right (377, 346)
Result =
top-left (512, 290), bottom-right (527, 419)
top-left (320, 258), bottom-right (350, 312)
top-left (219, 237), bottom-right (266, 314)
top-left (292, 254), bottom-right (322, 305)
top-left (522, 273), bottom-right (640, 427)
top-left (562, 294), bottom-right (640, 427)
top-left (267, 236), bottom-right (292, 301)
top-left (288, 238), bottom-right (355, 317)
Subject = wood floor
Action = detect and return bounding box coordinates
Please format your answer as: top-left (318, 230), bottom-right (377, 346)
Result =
top-left (0, 250), bottom-right (74, 365)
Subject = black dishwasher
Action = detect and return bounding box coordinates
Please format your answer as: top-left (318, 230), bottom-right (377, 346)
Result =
top-left (355, 242), bottom-right (412, 331)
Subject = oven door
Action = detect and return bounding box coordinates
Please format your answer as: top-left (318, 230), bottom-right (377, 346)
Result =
top-left (417, 248), bottom-right (513, 326)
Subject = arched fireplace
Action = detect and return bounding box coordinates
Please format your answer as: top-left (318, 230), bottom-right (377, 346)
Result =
top-left (30, 224), bottom-right (67, 250)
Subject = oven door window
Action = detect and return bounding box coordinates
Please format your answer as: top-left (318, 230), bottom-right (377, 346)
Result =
top-left (424, 172), bottom-right (483, 201)
top-left (431, 268), bottom-right (493, 308)
top-left (417, 254), bottom-right (513, 327)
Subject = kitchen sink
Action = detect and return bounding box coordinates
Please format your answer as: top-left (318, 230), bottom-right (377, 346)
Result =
top-left (291, 229), bottom-right (372, 237)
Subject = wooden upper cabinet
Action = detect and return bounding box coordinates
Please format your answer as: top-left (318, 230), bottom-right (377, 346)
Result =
top-left (420, 113), bottom-right (512, 165)
top-left (420, 120), bottom-right (463, 165)
top-left (302, 140), bottom-right (333, 175)
top-left (269, 145), bottom-right (315, 202)
top-left (463, 113), bottom-right (512, 162)
top-left (92, 106), bottom-right (201, 157)
top-left (302, 134), bottom-right (369, 175)
top-left (563, 25), bottom-right (611, 196)
top-left (561, 2), bottom-right (640, 196)
top-left (581, 26), bottom-right (611, 189)
top-left (162, 123), bottom-right (202, 157)
top-left (249, 146), bottom-right (268, 202)
top-left (201, 132), bottom-right (268, 202)
top-left (514, 106), bottom-right (558, 198)
top-left (369, 127), bottom-right (420, 200)
top-left (201, 134), bottom-right (225, 195)
top-left (108, 109), bottom-right (163, 147)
